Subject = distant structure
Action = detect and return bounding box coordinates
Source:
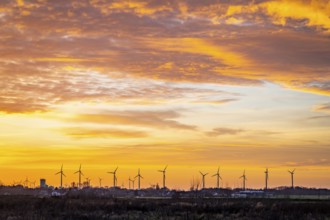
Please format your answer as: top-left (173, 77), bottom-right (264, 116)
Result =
top-left (130, 177), bottom-right (136, 189)
top-left (40, 179), bottom-right (47, 188)
top-left (265, 168), bottom-right (269, 190)
top-left (212, 167), bottom-right (222, 188)
top-left (288, 169), bottom-right (295, 189)
top-left (83, 177), bottom-right (91, 187)
top-left (55, 164), bottom-right (66, 188)
top-left (108, 167), bottom-right (118, 187)
top-left (30, 180), bottom-right (36, 188)
top-left (23, 177), bottom-right (29, 188)
top-left (199, 171), bottom-right (208, 189)
top-left (157, 165), bottom-right (168, 189)
top-left (128, 177), bottom-right (133, 189)
top-left (135, 168), bottom-right (143, 190)
top-left (240, 170), bottom-right (247, 190)
top-left (98, 177), bottom-right (102, 188)
top-left (74, 164), bottom-right (84, 188)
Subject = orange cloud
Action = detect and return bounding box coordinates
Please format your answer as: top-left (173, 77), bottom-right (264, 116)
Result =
top-left (66, 110), bottom-right (197, 131)
top-left (62, 127), bottom-right (148, 139)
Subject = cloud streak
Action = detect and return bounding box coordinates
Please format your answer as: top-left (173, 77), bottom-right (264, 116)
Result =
top-left (66, 110), bottom-right (197, 131)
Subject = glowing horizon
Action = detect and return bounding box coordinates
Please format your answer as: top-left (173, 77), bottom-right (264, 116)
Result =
top-left (0, 0), bottom-right (329, 189)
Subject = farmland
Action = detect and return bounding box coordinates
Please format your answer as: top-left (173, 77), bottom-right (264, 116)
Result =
top-left (0, 195), bottom-right (329, 220)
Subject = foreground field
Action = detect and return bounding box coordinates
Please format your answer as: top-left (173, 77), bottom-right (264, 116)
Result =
top-left (0, 196), bottom-right (329, 220)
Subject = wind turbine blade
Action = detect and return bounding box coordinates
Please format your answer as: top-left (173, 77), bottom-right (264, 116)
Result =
top-left (220, 176), bottom-right (222, 180)
top-left (115, 166), bottom-right (118, 173)
top-left (81, 172), bottom-right (84, 176)
top-left (293, 169), bottom-right (296, 173)
top-left (164, 165), bottom-right (168, 171)
top-left (205, 173), bottom-right (209, 176)
top-left (55, 171), bottom-right (61, 175)
top-left (74, 171), bottom-right (79, 174)
top-left (212, 174), bottom-right (217, 177)
top-left (134, 175), bottom-right (138, 179)
top-left (63, 173), bottom-right (66, 177)
top-left (140, 175), bottom-right (144, 179)
top-left (199, 171), bottom-right (203, 175)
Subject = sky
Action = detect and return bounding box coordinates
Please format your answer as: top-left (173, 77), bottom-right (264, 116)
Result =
top-left (0, 0), bottom-right (329, 189)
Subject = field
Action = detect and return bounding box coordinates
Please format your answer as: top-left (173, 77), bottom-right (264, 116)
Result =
top-left (0, 195), bottom-right (329, 220)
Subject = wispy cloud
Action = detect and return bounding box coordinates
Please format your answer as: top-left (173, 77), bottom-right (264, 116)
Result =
top-left (206, 127), bottom-right (244, 137)
top-left (313, 102), bottom-right (330, 114)
top-left (66, 110), bottom-right (197, 131)
top-left (62, 127), bottom-right (148, 139)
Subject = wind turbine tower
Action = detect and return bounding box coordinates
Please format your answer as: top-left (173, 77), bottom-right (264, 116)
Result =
top-left (288, 169), bottom-right (295, 189)
top-left (240, 170), bottom-right (247, 190)
top-left (107, 166), bottom-right (118, 187)
top-left (157, 165), bottom-right (168, 189)
top-left (199, 171), bottom-right (208, 189)
top-left (135, 168), bottom-right (143, 190)
top-left (74, 164), bottom-right (84, 188)
top-left (98, 177), bottom-right (102, 187)
top-left (265, 168), bottom-right (269, 190)
top-left (212, 167), bottom-right (222, 189)
top-left (55, 164), bottom-right (66, 188)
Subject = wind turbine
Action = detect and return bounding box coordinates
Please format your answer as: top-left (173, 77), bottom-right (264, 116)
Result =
top-left (107, 166), bottom-right (118, 187)
top-left (199, 171), bottom-right (208, 189)
top-left (30, 180), bottom-right (36, 188)
top-left (74, 164), bottom-right (84, 188)
top-left (212, 167), bottom-right (222, 188)
top-left (85, 177), bottom-right (91, 187)
top-left (128, 177), bottom-right (134, 189)
top-left (240, 170), bottom-right (247, 190)
top-left (23, 177), bottom-right (29, 188)
top-left (157, 165), bottom-right (168, 189)
top-left (135, 168), bottom-right (143, 190)
top-left (55, 164), bottom-right (66, 188)
top-left (265, 168), bottom-right (269, 190)
top-left (98, 177), bottom-right (102, 187)
top-left (288, 169), bottom-right (295, 189)
top-left (131, 178), bottom-right (136, 189)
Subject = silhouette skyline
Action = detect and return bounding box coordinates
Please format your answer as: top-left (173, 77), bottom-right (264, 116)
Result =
top-left (0, 0), bottom-right (329, 190)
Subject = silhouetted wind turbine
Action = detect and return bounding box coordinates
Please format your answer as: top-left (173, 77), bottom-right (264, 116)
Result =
top-left (265, 168), bottom-right (269, 190)
top-left (212, 167), bottom-right (222, 188)
top-left (199, 171), bottom-right (208, 189)
top-left (240, 170), bottom-right (247, 190)
top-left (158, 165), bottom-right (168, 189)
top-left (74, 164), bottom-right (84, 188)
top-left (55, 164), bottom-right (66, 188)
top-left (108, 166), bottom-right (118, 187)
top-left (98, 177), bottom-right (102, 187)
top-left (128, 177), bottom-right (134, 189)
top-left (135, 168), bottom-right (143, 190)
top-left (23, 177), bottom-right (29, 188)
top-left (131, 178), bottom-right (136, 189)
top-left (288, 169), bottom-right (295, 189)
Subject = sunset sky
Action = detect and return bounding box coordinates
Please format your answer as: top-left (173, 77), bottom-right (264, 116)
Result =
top-left (0, 0), bottom-right (329, 189)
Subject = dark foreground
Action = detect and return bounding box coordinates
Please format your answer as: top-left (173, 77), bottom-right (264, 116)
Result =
top-left (0, 196), bottom-right (329, 220)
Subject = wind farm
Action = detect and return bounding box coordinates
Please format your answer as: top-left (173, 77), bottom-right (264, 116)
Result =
top-left (0, 0), bottom-right (329, 219)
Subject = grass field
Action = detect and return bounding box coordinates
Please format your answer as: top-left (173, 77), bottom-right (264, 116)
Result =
top-left (0, 195), bottom-right (329, 220)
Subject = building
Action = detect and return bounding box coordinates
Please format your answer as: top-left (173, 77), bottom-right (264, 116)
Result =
top-left (40, 178), bottom-right (48, 188)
